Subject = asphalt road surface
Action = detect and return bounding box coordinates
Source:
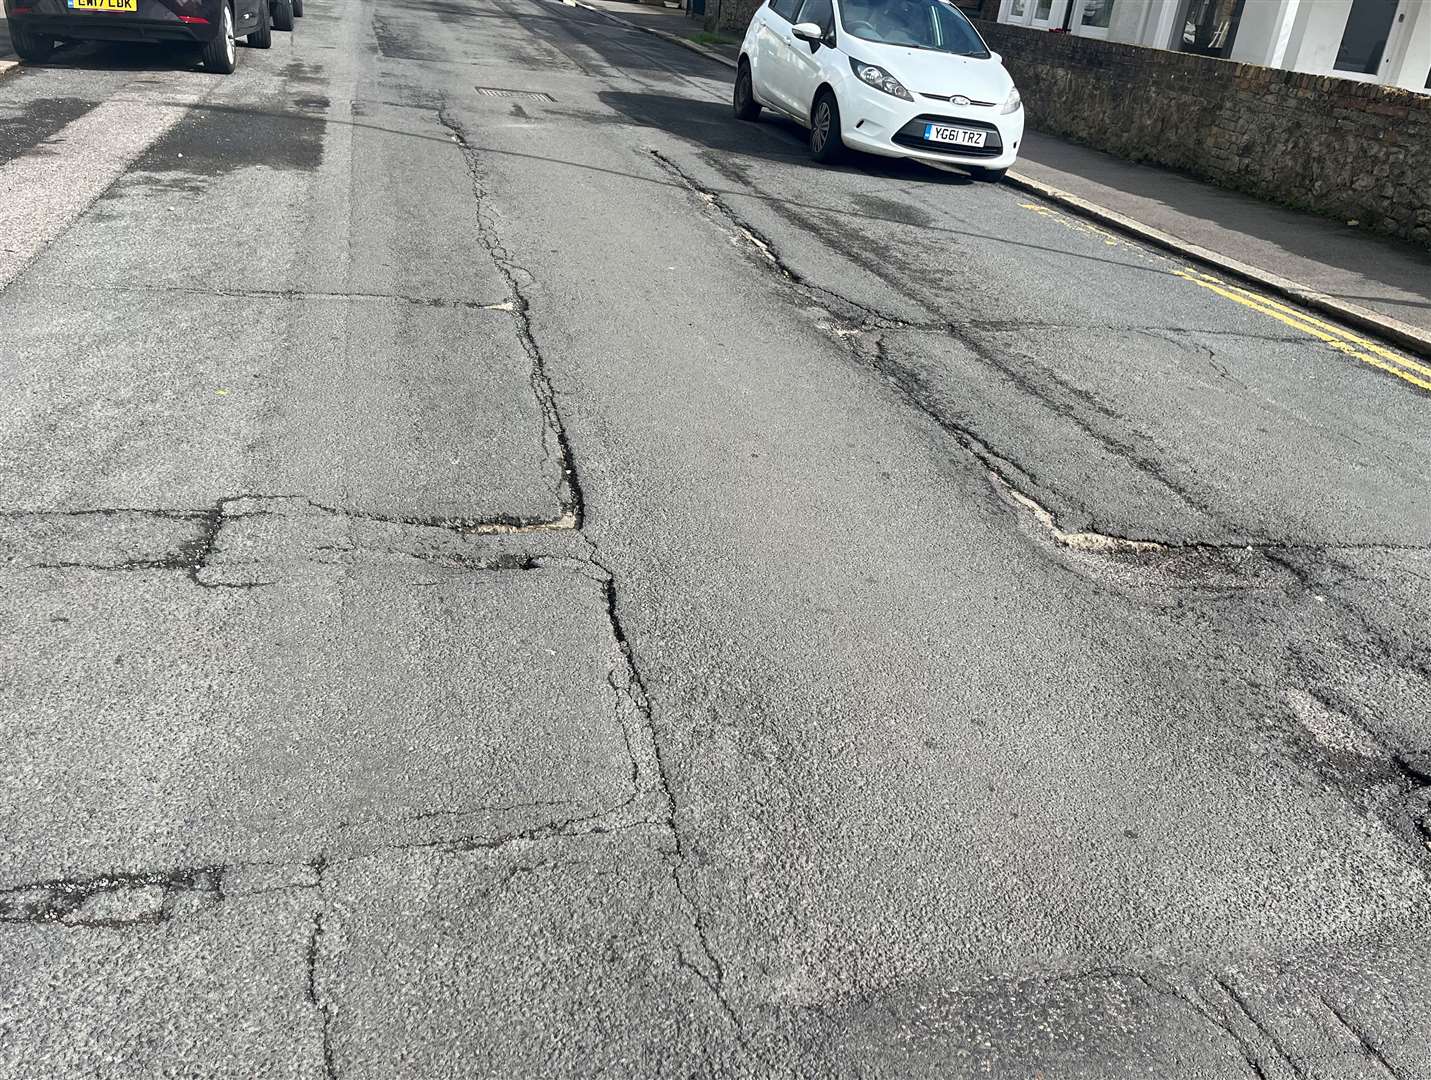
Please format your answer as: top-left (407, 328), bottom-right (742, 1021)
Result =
top-left (2, 1), bottom-right (1430, 1077)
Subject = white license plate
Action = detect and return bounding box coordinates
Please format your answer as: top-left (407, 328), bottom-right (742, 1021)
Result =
top-left (923, 124), bottom-right (986, 148)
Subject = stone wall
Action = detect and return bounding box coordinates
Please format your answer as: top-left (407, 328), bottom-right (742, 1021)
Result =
top-left (714, 0), bottom-right (763, 33)
top-left (975, 21), bottom-right (1431, 249)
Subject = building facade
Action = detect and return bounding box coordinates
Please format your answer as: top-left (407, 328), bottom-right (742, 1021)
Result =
top-left (995, 0), bottom-right (1431, 90)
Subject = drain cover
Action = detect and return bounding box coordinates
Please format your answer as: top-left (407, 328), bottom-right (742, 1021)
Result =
top-left (475, 87), bottom-right (556, 101)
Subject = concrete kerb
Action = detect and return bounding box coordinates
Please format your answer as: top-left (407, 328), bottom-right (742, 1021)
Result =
top-left (566, 0), bottom-right (1430, 361)
top-left (1003, 171), bottom-right (1431, 360)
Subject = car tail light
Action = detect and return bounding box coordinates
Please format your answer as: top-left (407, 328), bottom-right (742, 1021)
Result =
top-left (178, 14), bottom-right (209, 22)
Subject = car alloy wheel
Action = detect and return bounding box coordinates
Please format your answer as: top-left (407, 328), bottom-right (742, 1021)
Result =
top-left (809, 91), bottom-right (845, 164)
top-left (202, 3), bottom-right (238, 73)
top-left (812, 101), bottom-right (831, 152)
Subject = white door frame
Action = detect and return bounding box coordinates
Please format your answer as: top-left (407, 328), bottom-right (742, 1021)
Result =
top-left (1332, 0), bottom-right (1411, 84)
top-left (999, 0), bottom-right (1069, 31)
top-left (1069, 0), bottom-right (1114, 40)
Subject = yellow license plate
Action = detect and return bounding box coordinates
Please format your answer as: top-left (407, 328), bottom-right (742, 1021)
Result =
top-left (69, 0), bottom-right (139, 11)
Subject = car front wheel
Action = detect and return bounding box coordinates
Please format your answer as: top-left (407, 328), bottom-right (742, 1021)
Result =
top-left (809, 90), bottom-right (845, 164)
top-left (733, 62), bottom-right (761, 122)
top-left (273, 0), bottom-right (295, 31)
top-left (293, 0), bottom-right (304, 17)
top-left (202, 3), bottom-right (238, 73)
top-left (968, 166), bottom-right (1007, 182)
top-left (11, 24), bottom-right (56, 63)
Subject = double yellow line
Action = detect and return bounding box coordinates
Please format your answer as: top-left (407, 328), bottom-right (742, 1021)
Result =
top-left (1173, 269), bottom-right (1431, 392)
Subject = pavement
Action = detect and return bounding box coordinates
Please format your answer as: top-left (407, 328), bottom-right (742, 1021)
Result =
top-left (1, 1), bottom-right (1430, 1077)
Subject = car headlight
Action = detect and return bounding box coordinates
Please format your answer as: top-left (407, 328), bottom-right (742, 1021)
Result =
top-left (1001, 86), bottom-right (1022, 114)
top-left (849, 57), bottom-right (913, 102)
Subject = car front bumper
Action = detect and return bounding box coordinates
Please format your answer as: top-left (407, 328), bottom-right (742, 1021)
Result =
top-left (4, 0), bottom-right (226, 43)
top-left (837, 85), bottom-right (1025, 170)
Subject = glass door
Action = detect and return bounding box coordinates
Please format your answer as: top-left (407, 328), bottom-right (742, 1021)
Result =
top-left (1174, 0), bottom-right (1247, 59)
top-left (1073, 0), bottom-right (1115, 38)
top-left (1335, 0), bottom-right (1403, 78)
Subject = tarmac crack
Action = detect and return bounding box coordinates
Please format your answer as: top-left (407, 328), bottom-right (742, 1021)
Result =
top-left (648, 148), bottom-right (918, 331)
top-left (646, 147), bottom-right (1234, 552)
top-left (1212, 974), bottom-right (1306, 1080)
top-left (5, 494), bottom-right (577, 584)
top-left (581, 538), bottom-right (758, 1060)
top-left (484, 530), bottom-right (753, 1053)
top-left (24, 279), bottom-right (513, 311)
top-left (1053, 967), bottom-right (1291, 1080)
top-left (1320, 996), bottom-right (1401, 1079)
top-left (438, 107), bottom-right (585, 531)
top-left (307, 856), bottom-right (338, 1080)
top-left (0, 866), bottom-right (227, 928)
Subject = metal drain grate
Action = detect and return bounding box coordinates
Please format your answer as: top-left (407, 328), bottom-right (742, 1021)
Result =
top-left (475, 87), bottom-right (556, 101)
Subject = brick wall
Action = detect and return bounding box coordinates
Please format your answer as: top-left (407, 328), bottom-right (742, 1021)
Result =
top-left (976, 21), bottom-right (1431, 249)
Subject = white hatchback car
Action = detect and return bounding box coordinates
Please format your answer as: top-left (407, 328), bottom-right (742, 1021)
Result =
top-left (735, 0), bottom-right (1024, 178)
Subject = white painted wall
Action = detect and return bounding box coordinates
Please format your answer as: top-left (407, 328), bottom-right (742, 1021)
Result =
top-left (1104, 0), bottom-right (1149, 42)
top-left (1284, 0), bottom-right (1355, 76)
top-left (1228, 0), bottom-right (1301, 65)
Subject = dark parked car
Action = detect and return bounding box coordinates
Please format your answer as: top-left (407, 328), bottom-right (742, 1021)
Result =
top-left (3, 0), bottom-right (270, 74)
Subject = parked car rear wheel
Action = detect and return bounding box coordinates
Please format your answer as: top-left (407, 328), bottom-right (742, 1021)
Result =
top-left (293, 0), bottom-right (304, 15)
top-left (202, 3), bottom-right (238, 73)
top-left (11, 24), bottom-right (56, 63)
top-left (733, 61), bottom-right (761, 122)
top-left (273, 0), bottom-right (295, 32)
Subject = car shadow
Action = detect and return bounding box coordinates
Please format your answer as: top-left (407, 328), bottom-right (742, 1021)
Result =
top-left (8, 38), bottom-right (209, 72)
top-left (0, 32), bottom-right (274, 74)
top-left (597, 90), bottom-right (976, 186)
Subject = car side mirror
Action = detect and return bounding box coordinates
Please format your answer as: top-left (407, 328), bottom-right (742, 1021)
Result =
top-left (792, 21), bottom-right (825, 48)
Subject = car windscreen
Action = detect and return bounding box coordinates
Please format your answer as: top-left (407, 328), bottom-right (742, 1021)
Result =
top-left (837, 0), bottom-right (990, 56)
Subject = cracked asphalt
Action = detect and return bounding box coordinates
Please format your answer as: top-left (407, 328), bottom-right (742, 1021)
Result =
top-left (1, 0), bottom-right (1429, 1077)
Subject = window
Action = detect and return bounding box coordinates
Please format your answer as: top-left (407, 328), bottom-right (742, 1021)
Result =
top-left (771, 0), bottom-right (802, 22)
top-left (1176, 0), bottom-right (1246, 59)
top-left (1335, 0), bottom-right (1399, 76)
top-left (796, 0), bottom-right (834, 33)
top-left (840, 0), bottom-right (990, 56)
top-left (1080, 0), bottom-right (1114, 29)
top-left (1004, 0), bottom-right (1064, 28)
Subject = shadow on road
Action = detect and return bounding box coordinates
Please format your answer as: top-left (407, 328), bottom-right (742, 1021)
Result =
top-left (3, 39), bottom-right (204, 73)
top-left (0, 31), bottom-right (274, 73)
top-left (597, 89), bottom-right (977, 187)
